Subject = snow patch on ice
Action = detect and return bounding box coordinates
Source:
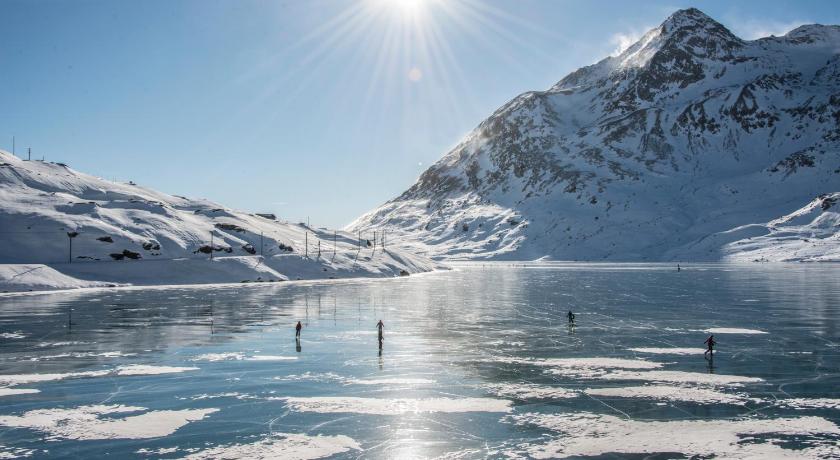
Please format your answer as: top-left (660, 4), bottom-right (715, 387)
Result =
top-left (628, 347), bottom-right (707, 355)
top-left (0, 332), bottom-right (26, 340)
top-left (600, 370), bottom-right (764, 387)
top-left (136, 447), bottom-right (180, 456)
top-left (704, 328), bottom-right (768, 334)
top-left (182, 433), bottom-right (361, 460)
top-left (274, 372), bottom-right (343, 382)
top-left (508, 412), bottom-right (840, 459)
top-left (780, 398), bottom-right (840, 410)
top-left (0, 444), bottom-right (35, 459)
top-left (584, 385), bottom-right (752, 405)
top-left (0, 370), bottom-right (111, 386)
top-left (495, 357), bottom-right (662, 377)
top-left (280, 397), bottom-right (513, 415)
top-left (483, 383), bottom-right (578, 400)
top-left (0, 405), bottom-right (217, 440)
top-left (114, 365), bottom-right (199, 376)
top-left (190, 352), bottom-right (245, 362)
top-left (245, 355), bottom-right (297, 361)
top-left (190, 352), bottom-right (296, 362)
top-left (0, 388), bottom-right (39, 397)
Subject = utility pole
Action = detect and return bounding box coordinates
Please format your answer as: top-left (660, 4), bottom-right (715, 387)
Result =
top-left (382, 230), bottom-right (385, 251)
top-left (305, 231), bottom-right (308, 258)
top-left (67, 231), bottom-right (78, 263)
top-left (372, 231), bottom-right (376, 257)
top-left (333, 231), bottom-right (336, 259)
top-left (317, 240), bottom-right (321, 259)
top-left (27, 147), bottom-right (31, 161)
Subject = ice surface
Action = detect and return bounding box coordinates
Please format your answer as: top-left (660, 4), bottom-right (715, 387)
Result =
top-left (0, 264), bottom-right (838, 458)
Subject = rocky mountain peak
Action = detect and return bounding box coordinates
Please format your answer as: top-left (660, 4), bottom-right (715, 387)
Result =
top-left (350, 9), bottom-right (840, 262)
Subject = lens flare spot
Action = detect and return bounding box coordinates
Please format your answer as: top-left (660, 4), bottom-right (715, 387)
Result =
top-left (408, 67), bottom-right (423, 82)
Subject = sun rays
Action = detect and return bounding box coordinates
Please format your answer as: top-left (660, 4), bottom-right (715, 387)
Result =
top-left (232, 0), bottom-right (558, 145)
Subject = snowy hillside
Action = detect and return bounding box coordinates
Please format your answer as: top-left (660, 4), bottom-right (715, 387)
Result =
top-left (349, 8), bottom-right (840, 262)
top-left (0, 150), bottom-right (440, 292)
top-left (689, 192), bottom-right (840, 262)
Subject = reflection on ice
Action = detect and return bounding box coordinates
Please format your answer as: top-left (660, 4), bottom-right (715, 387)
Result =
top-left (280, 397), bottom-right (513, 415)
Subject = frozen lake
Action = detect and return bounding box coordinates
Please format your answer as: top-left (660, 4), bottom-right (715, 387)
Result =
top-left (1, 263), bottom-right (839, 459)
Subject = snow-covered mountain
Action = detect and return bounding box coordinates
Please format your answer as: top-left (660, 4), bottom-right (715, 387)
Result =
top-left (0, 150), bottom-right (438, 292)
top-left (349, 8), bottom-right (840, 262)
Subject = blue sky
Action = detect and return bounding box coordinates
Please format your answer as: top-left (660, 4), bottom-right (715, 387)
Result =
top-left (2, 0), bottom-right (838, 228)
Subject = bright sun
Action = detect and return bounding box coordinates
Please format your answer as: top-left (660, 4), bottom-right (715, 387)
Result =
top-left (391, 0), bottom-right (424, 11)
top-left (374, 0), bottom-right (429, 19)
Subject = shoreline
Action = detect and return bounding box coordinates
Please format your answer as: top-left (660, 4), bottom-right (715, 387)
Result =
top-left (0, 267), bottom-right (451, 298)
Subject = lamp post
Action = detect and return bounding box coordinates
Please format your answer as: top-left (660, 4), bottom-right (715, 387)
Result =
top-left (67, 231), bottom-right (79, 263)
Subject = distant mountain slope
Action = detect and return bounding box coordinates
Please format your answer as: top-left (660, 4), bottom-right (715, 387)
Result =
top-left (690, 192), bottom-right (840, 262)
top-left (0, 150), bottom-right (438, 292)
top-left (349, 8), bottom-right (840, 262)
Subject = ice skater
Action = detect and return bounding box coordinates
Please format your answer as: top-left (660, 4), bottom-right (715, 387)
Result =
top-left (567, 310), bottom-right (576, 326)
top-left (677, 263), bottom-right (681, 272)
top-left (376, 320), bottom-right (384, 347)
top-left (295, 321), bottom-right (302, 339)
top-left (704, 334), bottom-right (716, 358)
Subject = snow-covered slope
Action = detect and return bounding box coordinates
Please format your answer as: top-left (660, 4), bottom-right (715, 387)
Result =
top-left (349, 8), bottom-right (840, 262)
top-left (0, 150), bottom-right (440, 292)
top-left (691, 193), bottom-right (840, 262)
